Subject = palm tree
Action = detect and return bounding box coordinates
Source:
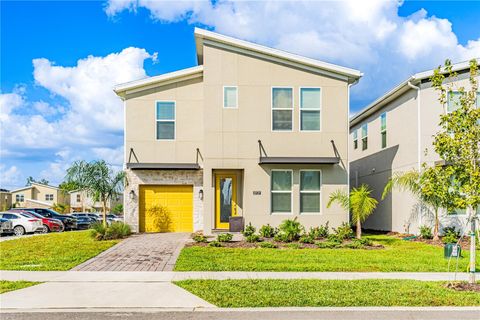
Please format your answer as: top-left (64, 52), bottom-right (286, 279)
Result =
top-left (327, 185), bottom-right (378, 239)
top-left (65, 160), bottom-right (125, 226)
top-left (52, 203), bottom-right (70, 214)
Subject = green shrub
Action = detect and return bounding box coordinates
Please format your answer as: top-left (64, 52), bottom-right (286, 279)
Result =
top-left (243, 223), bottom-right (256, 237)
top-left (259, 224), bottom-right (277, 238)
top-left (327, 234), bottom-right (343, 244)
top-left (333, 222), bottom-right (354, 241)
top-left (442, 226), bottom-right (460, 238)
top-left (419, 225), bottom-right (433, 239)
top-left (286, 243), bottom-right (301, 249)
top-left (259, 241), bottom-right (277, 248)
top-left (245, 234), bottom-right (260, 243)
top-left (356, 238), bottom-right (373, 246)
top-left (192, 233), bottom-right (208, 243)
top-left (442, 233), bottom-right (458, 244)
top-left (345, 238), bottom-right (372, 249)
top-left (90, 221), bottom-right (131, 240)
top-left (278, 218), bottom-right (303, 242)
top-left (273, 232), bottom-right (290, 243)
top-left (208, 241), bottom-right (223, 247)
top-left (309, 222), bottom-right (329, 239)
top-left (316, 241), bottom-right (341, 249)
top-left (217, 233), bottom-right (233, 242)
top-left (298, 234), bottom-right (315, 244)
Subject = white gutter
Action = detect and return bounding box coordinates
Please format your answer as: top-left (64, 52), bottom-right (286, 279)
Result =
top-left (407, 81), bottom-right (421, 171)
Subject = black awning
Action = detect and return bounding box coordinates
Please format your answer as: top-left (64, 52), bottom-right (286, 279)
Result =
top-left (259, 156), bottom-right (339, 165)
top-left (126, 163), bottom-right (201, 170)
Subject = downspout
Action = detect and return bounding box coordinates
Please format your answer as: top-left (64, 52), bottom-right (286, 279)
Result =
top-left (407, 79), bottom-right (422, 229)
top-left (347, 78), bottom-right (360, 224)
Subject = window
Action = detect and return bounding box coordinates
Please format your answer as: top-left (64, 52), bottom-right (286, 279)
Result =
top-left (477, 91), bottom-right (480, 108)
top-left (361, 123), bottom-right (368, 150)
top-left (380, 113), bottom-right (387, 149)
top-left (156, 101), bottom-right (175, 140)
top-left (300, 170), bottom-right (321, 214)
top-left (271, 170), bottom-right (292, 213)
top-left (45, 194), bottom-right (54, 201)
top-left (300, 88), bottom-right (321, 131)
top-left (223, 86), bottom-right (237, 108)
top-left (353, 130), bottom-right (358, 149)
top-left (15, 194), bottom-right (24, 202)
top-left (447, 91), bottom-right (462, 113)
top-left (272, 88), bottom-right (293, 131)
top-left (76, 194), bottom-right (81, 202)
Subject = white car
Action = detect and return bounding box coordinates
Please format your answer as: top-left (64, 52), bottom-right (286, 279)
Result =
top-left (0, 212), bottom-right (44, 236)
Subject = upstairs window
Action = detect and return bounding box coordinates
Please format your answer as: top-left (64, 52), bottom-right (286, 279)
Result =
top-left (380, 113), bottom-right (387, 149)
top-left (447, 91), bottom-right (462, 113)
top-left (272, 88), bottom-right (293, 131)
top-left (361, 123), bottom-right (368, 150)
top-left (223, 86), bottom-right (238, 108)
top-left (45, 194), bottom-right (54, 201)
top-left (353, 130), bottom-right (358, 149)
top-left (300, 88), bottom-right (321, 131)
top-left (156, 101), bottom-right (175, 140)
top-left (15, 194), bottom-right (24, 202)
top-left (76, 194), bottom-right (81, 202)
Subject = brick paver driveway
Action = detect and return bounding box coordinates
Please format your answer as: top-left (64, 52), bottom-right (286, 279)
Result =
top-left (73, 233), bottom-right (190, 271)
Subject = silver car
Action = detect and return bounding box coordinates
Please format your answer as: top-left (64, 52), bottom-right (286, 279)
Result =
top-left (0, 218), bottom-right (13, 235)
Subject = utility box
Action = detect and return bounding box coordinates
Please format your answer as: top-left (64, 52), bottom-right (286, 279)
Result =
top-left (444, 243), bottom-right (462, 258)
top-left (229, 216), bottom-right (244, 232)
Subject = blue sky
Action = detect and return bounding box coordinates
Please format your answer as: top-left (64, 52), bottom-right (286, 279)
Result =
top-left (1, 0), bottom-right (480, 191)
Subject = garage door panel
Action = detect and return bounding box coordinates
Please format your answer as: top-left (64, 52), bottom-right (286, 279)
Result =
top-left (139, 185), bottom-right (193, 233)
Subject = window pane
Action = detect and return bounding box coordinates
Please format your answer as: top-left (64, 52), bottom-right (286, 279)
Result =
top-left (477, 92), bottom-right (480, 107)
top-left (156, 102), bottom-right (175, 120)
top-left (300, 171), bottom-right (320, 191)
top-left (300, 88), bottom-right (320, 109)
top-left (301, 110), bottom-right (320, 130)
top-left (380, 113), bottom-right (386, 131)
top-left (301, 193), bottom-right (320, 213)
top-left (353, 130), bottom-right (357, 139)
top-left (272, 88), bottom-right (292, 109)
top-left (156, 121), bottom-right (175, 139)
top-left (354, 140), bottom-right (358, 149)
top-left (272, 193), bottom-right (291, 212)
top-left (447, 92), bottom-right (461, 112)
top-left (224, 87), bottom-right (237, 108)
top-left (381, 131), bottom-right (387, 148)
top-left (272, 110), bottom-right (292, 130)
top-left (362, 137), bottom-right (368, 150)
top-left (361, 124), bottom-right (368, 137)
top-left (271, 171), bottom-right (292, 191)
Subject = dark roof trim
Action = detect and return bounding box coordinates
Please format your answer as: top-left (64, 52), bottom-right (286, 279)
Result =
top-left (126, 163), bottom-right (201, 170)
top-left (259, 157), bottom-right (339, 165)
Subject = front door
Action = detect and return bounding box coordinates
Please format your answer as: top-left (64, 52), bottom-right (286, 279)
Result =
top-left (215, 173), bottom-right (237, 229)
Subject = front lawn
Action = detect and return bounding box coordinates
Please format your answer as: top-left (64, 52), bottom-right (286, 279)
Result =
top-left (0, 231), bottom-right (120, 271)
top-left (175, 235), bottom-right (478, 272)
top-left (0, 281), bottom-right (39, 294)
top-left (175, 279), bottom-right (480, 307)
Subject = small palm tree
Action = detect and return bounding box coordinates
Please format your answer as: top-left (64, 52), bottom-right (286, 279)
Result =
top-left (66, 160), bottom-right (125, 226)
top-left (52, 203), bottom-right (70, 214)
top-left (327, 184), bottom-right (378, 239)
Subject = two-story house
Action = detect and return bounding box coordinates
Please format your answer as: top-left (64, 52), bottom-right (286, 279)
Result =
top-left (350, 60), bottom-right (479, 234)
top-left (69, 190), bottom-right (123, 213)
top-left (115, 28), bottom-right (362, 233)
top-left (10, 182), bottom-right (70, 209)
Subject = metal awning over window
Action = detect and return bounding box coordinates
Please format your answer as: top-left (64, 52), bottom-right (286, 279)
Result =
top-left (257, 140), bottom-right (340, 165)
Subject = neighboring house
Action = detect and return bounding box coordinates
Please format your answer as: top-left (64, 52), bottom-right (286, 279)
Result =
top-left (0, 189), bottom-right (12, 210)
top-left (69, 190), bottom-right (123, 213)
top-left (114, 28), bottom-right (362, 233)
top-left (10, 182), bottom-right (70, 209)
top-left (349, 60), bottom-right (479, 235)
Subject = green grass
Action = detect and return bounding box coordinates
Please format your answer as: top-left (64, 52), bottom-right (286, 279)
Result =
top-left (0, 281), bottom-right (39, 294)
top-left (0, 231), bottom-right (120, 271)
top-left (175, 279), bottom-right (480, 307)
top-left (175, 235), bottom-right (479, 272)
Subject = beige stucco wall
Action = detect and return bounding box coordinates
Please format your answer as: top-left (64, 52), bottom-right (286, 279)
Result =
top-left (0, 192), bottom-right (12, 210)
top-left (31, 184), bottom-right (69, 206)
top-left (11, 188), bottom-right (33, 207)
top-left (70, 190), bottom-right (123, 212)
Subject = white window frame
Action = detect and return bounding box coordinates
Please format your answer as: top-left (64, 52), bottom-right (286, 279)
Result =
top-left (76, 194), bottom-right (81, 202)
top-left (155, 100), bottom-right (176, 141)
top-left (299, 169), bottom-right (322, 215)
top-left (223, 86), bottom-right (238, 109)
top-left (380, 112), bottom-right (387, 149)
top-left (361, 123), bottom-right (368, 151)
top-left (45, 194), bottom-right (54, 201)
top-left (299, 87), bottom-right (322, 132)
top-left (271, 87), bottom-right (294, 132)
top-left (270, 169), bottom-right (293, 215)
top-left (16, 194), bottom-right (24, 202)
top-left (353, 129), bottom-right (358, 149)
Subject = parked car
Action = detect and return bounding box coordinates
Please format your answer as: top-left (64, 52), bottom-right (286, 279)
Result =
top-left (106, 214), bottom-right (122, 223)
top-left (0, 217), bottom-right (14, 235)
top-left (67, 214), bottom-right (94, 230)
top-left (0, 212), bottom-right (44, 236)
top-left (10, 209), bottom-right (63, 233)
top-left (22, 208), bottom-right (78, 230)
top-left (71, 213), bottom-right (102, 223)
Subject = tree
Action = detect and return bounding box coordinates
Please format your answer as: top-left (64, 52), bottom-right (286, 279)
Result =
top-left (431, 59), bottom-right (480, 283)
top-left (382, 166), bottom-right (455, 241)
top-left (52, 203), bottom-right (70, 214)
top-left (327, 185), bottom-right (378, 239)
top-left (111, 204), bottom-right (123, 215)
top-left (65, 160), bottom-right (125, 226)
top-left (26, 176), bottom-right (49, 186)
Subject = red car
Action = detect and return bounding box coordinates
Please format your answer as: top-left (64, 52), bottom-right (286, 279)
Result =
top-left (9, 209), bottom-right (64, 233)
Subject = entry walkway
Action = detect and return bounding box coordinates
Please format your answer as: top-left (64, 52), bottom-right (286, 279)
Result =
top-left (72, 232), bottom-right (190, 271)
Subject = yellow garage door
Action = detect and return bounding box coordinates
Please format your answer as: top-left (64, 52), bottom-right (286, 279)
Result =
top-left (139, 185), bottom-right (193, 232)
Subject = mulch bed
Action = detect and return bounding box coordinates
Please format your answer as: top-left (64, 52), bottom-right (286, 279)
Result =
top-left (386, 232), bottom-right (471, 248)
top-left (445, 282), bottom-right (480, 292)
top-left (186, 238), bottom-right (384, 250)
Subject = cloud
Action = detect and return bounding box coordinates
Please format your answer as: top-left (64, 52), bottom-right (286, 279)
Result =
top-left (0, 165), bottom-right (22, 190)
top-left (105, 0), bottom-right (480, 104)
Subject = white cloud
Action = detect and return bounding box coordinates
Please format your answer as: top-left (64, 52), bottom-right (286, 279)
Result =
top-left (92, 146), bottom-right (124, 167)
top-left (105, 0), bottom-right (480, 103)
top-left (0, 165), bottom-right (22, 190)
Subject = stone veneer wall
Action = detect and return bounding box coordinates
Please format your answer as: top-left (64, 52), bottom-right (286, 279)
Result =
top-left (124, 169), bottom-right (204, 232)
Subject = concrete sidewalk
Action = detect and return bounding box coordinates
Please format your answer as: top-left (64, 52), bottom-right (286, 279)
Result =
top-left (1, 270), bottom-right (478, 282)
